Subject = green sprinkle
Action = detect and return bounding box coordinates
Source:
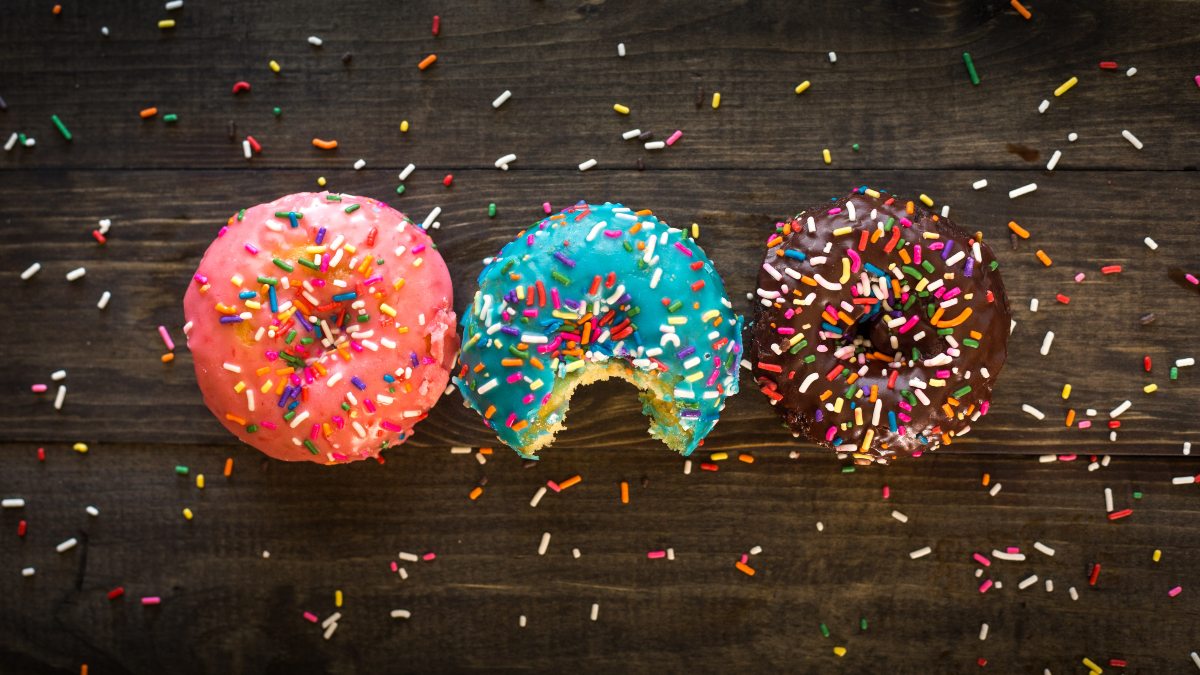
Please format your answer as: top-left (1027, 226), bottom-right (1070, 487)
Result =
top-left (920, 260), bottom-right (936, 274)
top-left (341, 402), bottom-right (350, 411)
top-left (285, 330), bottom-right (297, 344)
top-left (1133, 491), bottom-right (1143, 499)
top-left (626, 307), bottom-right (640, 319)
top-left (819, 623), bottom-right (830, 638)
top-left (884, 216), bottom-right (895, 231)
top-left (272, 257), bottom-right (294, 272)
top-left (257, 275), bottom-right (277, 286)
top-left (507, 346), bottom-right (526, 358)
top-left (237, 209), bottom-right (246, 221)
top-left (283, 410), bottom-right (297, 422)
top-left (860, 618), bottom-right (868, 631)
top-left (274, 211), bottom-right (302, 219)
top-left (788, 339), bottom-right (808, 354)
top-left (962, 52), bottom-right (980, 86)
top-left (303, 439), bottom-right (319, 455)
top-left (297, 257), bottom-right (321, 270)
top-left (326, 194), bottom-right (342, 201)
top-left (395, 184), bottom-right (405, 195)
top-left (989, 260), bottom-right (999, 270)
top-left (345, 204), bottom-right (360, 213)
top-left (273, 106), bottom-right (282, 116)
top-left (667, 300), bottom-right (683, 313)
top-left (802, 354), bottom-right (816, 364)
top-left (622, 241), bottom-right (634, 253)
top-left (962, 338), bottom-right (980, 348)
top-left (246, 424), bottom-right (258, 433)
top-left (174, 465), bottom-right (189, 475)
top-left (50, 114), bottom-right (72, 141)
top-left (488, 202), bottom-right (497, 218)
top-left (844, 384), bottom-right (859, 399)
top-left (551, 270), bottom-right (571, 285)
top-left (1169, 366), bottom-right (1178, 381)
top-left (953, 385), bottom-right (972, 398)
top-left (841, 466), bottom-right (856, 474)
top-left (356, 314), bottom-right (369, 323)
top-left (937, 328), bottom-right (954, 336)
top-left (163, 113), bottom-right (178, 123)
top-left (851, 143), bottom-right (860, 152)
top-left (901, 265), bottom-right (923, 280)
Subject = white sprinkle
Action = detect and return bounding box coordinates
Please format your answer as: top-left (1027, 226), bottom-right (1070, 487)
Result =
top-left (222, 362), bottom-right (242, 373)
top-left (20, 262), bottom-right (41, 280)
top-left (399, 163), bottom-right (416, 181)
top-left (572, 548), bottom-right (581, 559)
top-left (644, 141), bottom-right (665, 150)
top-left (491, 89), bottom-right (512, 109)
top-left (242, 139), bottom-right (252, 159)
top-left (21, 567), bottom-right (35, 577)
top-left (1009, 183), bottom-right (1038, 199)
top-left (617, 42), bottom-right (626, 57)
top-left (450, 446), bottom-right (471, 454)
top-left (828, 51), bottom-right (837, 63)
top-left (1038, 99), bottom-right (1049, 114)
top-left (398, 552), bottom-right (419, 562)
top-left (1176, 358), bottom-right (1195, 368)
top-left (1121, 129), bottom-right (1143, 150)
top-left (1126, 66), bottom-right (1137, 77)
top-left (1018, 574), bottom-right (1039, 590)
top-left (891, 510), bottom-right (908, 523)
top-left (101, 26), bottom-right (109, 36)
top-left (1109, 400), bottom-right (1132, 418)
top-left (749, 545), bottom-right (763, 555)
top-left (97, 291), bottom-right (112, 309)
top-left (86, 505), bottom-right (100, 516)
top-left (1172, 475), bottom-right (1196, 485)
top-left (494, 153), bottom-right (517, 169)
top-left (321, 612), bottom-right (341, 629)
top-left (537, 531), bottom-right (551, 556)
top-left (1040, 331), bottom-right (1054, 356)
top-left (1190, 651), bottom-right (1200, 669)
top-left (1185, 442), bottom-right (1192, 456)
top-left (65, 267), bottom-right (86, 281)
top-left (54, 385), bottom-right (66, 410)
top-left (24, 137), bottom-right (35, 147)
top-left (1068, 132), bottom-right (1079, 142)
top-left (519, 615), bottom-right (527, 627)
top-left (1022, 404), bottom-right (1045, 420)
top-left (909, 546), bottom-right (932, 559)
top-left (667, 548), bottom-right (675, 560)
top-left (621, 128), bottom-right (642, 140)
top-left (590, 603), bottom-right (599, 621)
top-left (420, 206), bottom-right (441, 230)
top-left (530, 486), bottom-right (547, 508)
top-left (1069, 586), bottom-right (1079, 601)
top-left (262, 550), bottom-right (270, 558)
top-left (1029, 298), bottom-right (1039, 312)
top-left (306, 35), bottom-right (323, 46)
top-left (1144, 237), bottom-right (1158, 250)
top-left (1039, 454), bottom-right (1057, 463)
top-left (390, 609), bottom-right (412, 619)
top-left (1034, 541), bottom-right (1056, 557)
top-left (979, 623), bottom-right (989, 640)
top-left (1045, 579), bottom-right (1054, 592)
top-left (164, 0), bottom-right (183, 9)
top-left (989, 483), bottom-right (1003, 497)
top-left (578, 158), bottom-right (597, 172)
top-left (288, 410), bottom-right (310, 428)
top-left (50, 370), bottom-right (66, 381)
top-left (1104, 487), bottom-right (1114, 512)
top-left (353, 158), bottom-right (366, 170)
top-left (798, 372), bottom-right (820, 394)
top-left (1046, 149), bottom-right (1062, 171)
top-left (3, 132), bottom-right (19, 151)
top-left (683, 459), bottom-right (692, 475)
top-left (2, 499), bottom-right (25, 508)
top-left (56, 537), bottom-right (78, 553)
top-left (816, 521), bottom-right (825, 532)
top-left (992, 549), bottom-right (1026, 562)
top-left (972, 179), bottom-right (988, 190)
top-left (323, 622), bottom-right (338, 640)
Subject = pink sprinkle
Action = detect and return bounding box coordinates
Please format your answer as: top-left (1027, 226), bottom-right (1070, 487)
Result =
top-left (158, 325), bottom-right (175, 351)
top-left (141, 596), bottom-right (162, 606)
top-left (244, 243), bottom-right (259, 254)
top-left (739, 554), bottom-right (748, 563)
top-left (827, 208), bottom-right (842, 215)
top-left (1006, 547), bottom-right (1021, 554)
top-left (546, 480), bottom-right (562, 493)
top-left (980, 400), bottom-right (990, 415)
top-left (261, 421), bottom-right (277, 430)
top-left (1186, 273), bottom-right (1199, 285)
top-left (897, 315), bottom-right (921, 334)
top-left (665, 129), bottom-right (683, 146)
top-left (380, 420), bottom-right (402, 432)
top-left (390, 561), bottom-right (398, 572)
top-left (193, 273), bottom-right (208, 284)
top-left (673, 242), bottom-right (693, 256)
top-left (647, 550), bottom-right (666, 559)
top-left (422, 552), bottom-right (436, 561)
top-left (309, 424), bottom-right (320, 440)
top-left (217, 226), bottom-right (228, 237)
top-left (825, 426), bottom-right (838, 441)
top-left (31, 384), bottom-right (47, 393)
top-left (550, 288), bottom-right (561, 309)
top-left (1195, 75), bottom-right (1200, 88)
top-left (303, 611), bottom-right (319, 623)
top-left (1074, 272), bottom-right (1086, 282)
top-left (1078, 420), bottom-right (1092, 429)
top-left (1168, 585), bottom-right (1182, 597)
top-left (882, 485), bottom-right (890, 499)
top-left (542, 202), bottom-right (552, 214)
top-left (979, 579), bottom-right (993, 593)
top-left (1058, 454), bottom-right (1078, 461)
top-left (973, 553), bottom-right (992, 567)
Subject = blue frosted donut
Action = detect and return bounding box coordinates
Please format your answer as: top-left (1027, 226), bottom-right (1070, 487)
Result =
top-left (454, 201), bottom-right (743, 458)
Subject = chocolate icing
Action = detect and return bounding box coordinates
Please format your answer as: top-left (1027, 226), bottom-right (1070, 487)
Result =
top-left (751, 189), bottom-right (1011, 464)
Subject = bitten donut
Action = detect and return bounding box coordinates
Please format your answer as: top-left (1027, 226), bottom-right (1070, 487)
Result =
top-left (454, 201), bottom-right (742, 458)
top-left (183, 192), bottom-right (457, 464)
top-left (751, 187), bottom-right (1010, 464)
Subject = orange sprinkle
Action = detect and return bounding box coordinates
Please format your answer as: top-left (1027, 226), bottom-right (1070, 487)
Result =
top-left (1065, 409), bottom-right (1076, 427)
top-left (559, 475), bottom-right (582, 490)
top-left (1036, 249), bottom-right (1053, 266)
top-left (982, 473), bottom-right (990, 486)
top-left (1010, 0), bottom-right (1032, 19)
top-left (484, 405), bottom-right (496, 419)
top-left (311, 138), bottom-right (338, 150)
top-left (468, 486), bottom-right (483, 501)
top-left (161, 353), bottom-right (175, 363)
top-left (52, 4), bottom-right (62, 14)
top-left (738, 453), bottom-right (755, 464)
top-left (139, 107), bottom-right (159, 119)
top-left (418, 54), bottom-right (438, 70)
top-left (1007, 220), bottom-right (1030, 238)
top-left (620, 481), bottom-right (629, 504)
top-left (223, 457), bottom-right (234, 477)
top-left (501, 358), bottom-right (524, 367)
top-left (735, 561), bottom-right (756, 576)
top-left (480, 447), bottom-right (494, 455)
top-left (225, 413), bottom-right (247, 425)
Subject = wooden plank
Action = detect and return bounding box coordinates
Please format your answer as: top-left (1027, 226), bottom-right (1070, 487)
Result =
top-left (1, 0), bottom-right (1198, 171)
top-left (0, 444), bottom-right (1196, 672)
top-left (1, 168), bottom-right (1195, 454)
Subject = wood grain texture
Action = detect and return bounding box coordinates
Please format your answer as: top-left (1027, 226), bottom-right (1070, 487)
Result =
top-left (1, 0), bottom-right (1199, 171)
top-left (1, 168), bottom-right (1195, 454)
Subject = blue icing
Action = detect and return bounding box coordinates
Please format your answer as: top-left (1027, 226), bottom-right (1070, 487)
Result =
top-left (454, 201), bottom-right (743, 458)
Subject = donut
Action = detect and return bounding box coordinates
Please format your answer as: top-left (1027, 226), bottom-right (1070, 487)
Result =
top-left (454, 201), bottom-right (742, 458)
top-left (182, 192), bottom-right (457, 464)
top-left (751, 187), bottom-right (1010, 464)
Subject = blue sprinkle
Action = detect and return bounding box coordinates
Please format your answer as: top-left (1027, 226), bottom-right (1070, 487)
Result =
top-left (288, 212), bottom-right (299, 229)
top-left (332, 292), bottom-right (357, 302)
top-left (238, 290), bottom-right (256, 299)
top-left (821, 321), bottom-right (842, 334)
top-left (888, 411), bottom-right (898, 432)
top-left (383, 374), bottom-right (395, 383)
top-left (864, 263), bottom-right (888, 277)
top-left (783, 249), bottom-right (806, 260)
top-left (268, 285), bottom-right (278, 313)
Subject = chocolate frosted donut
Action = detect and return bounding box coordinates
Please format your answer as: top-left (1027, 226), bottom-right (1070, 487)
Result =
top-left (751, 188), bottom-right (1011, 464)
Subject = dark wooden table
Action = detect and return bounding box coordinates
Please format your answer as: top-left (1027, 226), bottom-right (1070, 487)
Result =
top-left (2, 1), bottom-right (1198, 672)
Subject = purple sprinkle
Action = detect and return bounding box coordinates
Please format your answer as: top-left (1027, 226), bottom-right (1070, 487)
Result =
top-left (351, 376), bottom-right (367, 390)
top-left (316, 227), bottom-right (326, 245)
top-left (677, 346), bottom-right (696, 359)
top-left (963, 257), bottom-right (974, 277)
top-left (500, 326), bottom-right (521, 337)
top-left (277, 386), bottom-right (295, 406)
top-left (409, 351), bottom-right (419, 367)
top-left (679, 409), bottom-right (701, 418)
top-left (941, 239), bottom-right (954, 260)
top-left (814, 409), bottom-right (824, 422)
top-left (219, 316), bottom-right (243, 324)
top-left (553, 251), bottom-right (577, 268)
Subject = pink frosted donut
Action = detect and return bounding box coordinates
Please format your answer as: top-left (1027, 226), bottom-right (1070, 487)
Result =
top-left (183, 192), bottom-right (457, 464)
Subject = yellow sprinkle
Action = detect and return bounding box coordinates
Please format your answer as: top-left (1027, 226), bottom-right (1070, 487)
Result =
top-left (379, 303), bottom-right (397, 317)
top-left (832, 226), bottom-right (853, 237)
top-left (822, 148), bottom-right (831, 164)
top-left (231, 274), bottom-right (243, 287)
top-left (73, 442), bottom-right (88, 454)
top-left (182, 508), bottom-right (193, 520)
top-left (317, 176), bottom-right (326, 187)
top-left (1153, 549), bottom-right (1162, 562)
top-left (919, 193), bottom-right (934, 207)
top-left (691, 223), bottom-right (699, 239)
top-left (468, 486), bottom-right (483, 500)
top-left (1081, 657), bottom-right (1102, 673)
top-left (833, 646), bottom-right (847, 657)
top-left (1061, 384), bottom-right (1072, 399)
top-left (1144, 383), bottom-right (1158, 393)
top-left (335, 590), bottom-right (343, 607)
top-left (613, 103), bottom-right (630, 115)
top-left (269, 60), bottom-right (281, 73)
top-left (684, 371), bottom-right (704, 383)
top-left (865, 188), bottom-right (880, 198)
top-left (157, 19), bottom-right (175, 29)
top-left (196, 474), bottom-right (205, 489)
top-left (233, 381), bottom-right (246, 393)
top-left (1054, 76), bottom-right (1078, 97)
top-left (400, 120), bottom-right (409, 132)
top-left (711, 92), bottom-right (721, 109)
top-left (794, 80), bottom-right (811, 95)
top-left (710, 452), bottom-right (729, 461)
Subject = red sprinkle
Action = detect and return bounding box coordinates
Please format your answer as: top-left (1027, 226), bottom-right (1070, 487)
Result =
top-left (1056, 293), bottom-right (1070, 304)
top-left (431, 15), bottom-right (440, 36)
top-left (246, 136), bottom-right (262, 153)
top-left (700, 462), bottom-right (719, 472)
top-left (1144, 356), bottom-right (1152, 372)
top-left (977, 658), bottom-right (987, 667)
top-left (231, 81), bottom-right (251, 94)
top-left (92, 230), bottom-right (107, 244)
top-left (1089, 563), bottom-right (1102, 586)
top-left (1100, 264), bottom-right (1122, 274)
top-left (107, 586), bottom-right (125, 600)
top-left (1108, 508), bottom-right (1133, 521)
top-left (37, 447), bottom-right (45, 461)
top-left (442, 174), bottom-right (454, 187)
top-left (17, 520), bottom-right (27, 537)
top-left (1109, 658), bottom-right (1128, 668)
top-left (1099, 61), bottom-right (1119, 69)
